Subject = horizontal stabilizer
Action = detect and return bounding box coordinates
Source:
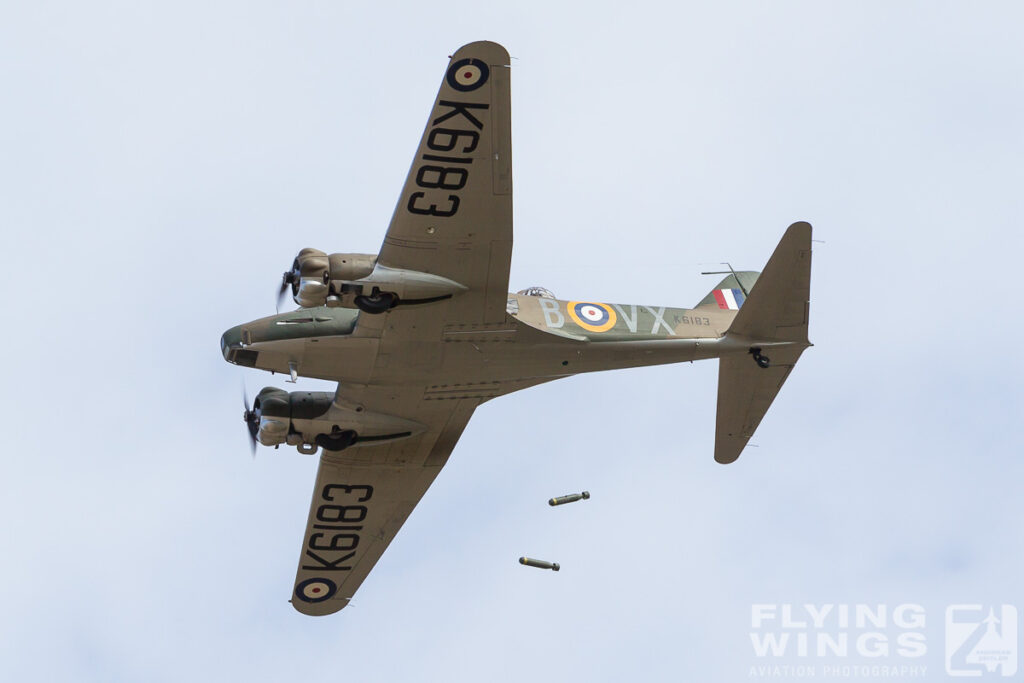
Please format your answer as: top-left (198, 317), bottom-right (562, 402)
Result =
top-left (715, 346), bottom-right (806, 463)
top-left (714, 222), bottom-right (812, 464)
top-left (726, 222), bottom-right (811, 342)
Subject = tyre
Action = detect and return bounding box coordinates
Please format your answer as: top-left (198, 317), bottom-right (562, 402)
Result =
top-left (354, 292), bottom-right (397, 314)
top-left (316, 430), bottom-right (358, 451)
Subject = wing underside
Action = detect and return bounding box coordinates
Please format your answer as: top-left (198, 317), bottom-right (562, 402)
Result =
top-left (377, 40), bottom-right (513, 327)
top-left (293, 41), bottom-right (515, 615)
top-left (292, 398), bottom-right (477, 616)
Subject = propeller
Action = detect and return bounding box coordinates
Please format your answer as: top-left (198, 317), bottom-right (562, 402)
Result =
top-left (242, 385), bottom-right (259, 457)
top-left (276, 269), bottom-right (297, 313)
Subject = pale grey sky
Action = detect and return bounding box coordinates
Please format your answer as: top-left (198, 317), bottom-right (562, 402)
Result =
top-left (2, 2), bottom-right (1023, 681)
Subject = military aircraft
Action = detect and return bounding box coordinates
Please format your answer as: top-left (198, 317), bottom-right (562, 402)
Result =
top-left (220, 40), bottom-right (813, 616)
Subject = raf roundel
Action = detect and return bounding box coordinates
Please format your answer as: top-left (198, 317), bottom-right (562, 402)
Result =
top-left (567, 301), bottom-right (618, 333)
top-left (446, 58), bottom-right (490, 92)
top-left (295, 577), bottom-right (337, 603)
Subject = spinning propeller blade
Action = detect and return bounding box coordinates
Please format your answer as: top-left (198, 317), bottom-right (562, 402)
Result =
top-left (242, 385), bottom-right (259, 457)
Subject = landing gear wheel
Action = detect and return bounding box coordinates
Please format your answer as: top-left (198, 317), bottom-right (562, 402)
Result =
top-left (354, 292), bottom-right (397, 314)
top-left (316, 429), bottom-right (358, 452)
top-left (750, 347), bottom-right (771, 369)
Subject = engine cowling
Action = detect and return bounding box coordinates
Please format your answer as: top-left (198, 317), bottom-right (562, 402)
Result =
top-left (328, 253), bottom-right (378, 281)
top-left (245, 387), bottom-right (425, 453)
top-left (249, 387), bottom-right (334, 448)
top-left (284, 249), bottom-right (377, 308)
top-left (282, 248), bottom-right (467, 313)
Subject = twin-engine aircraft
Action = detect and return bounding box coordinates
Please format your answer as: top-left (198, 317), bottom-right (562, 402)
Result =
top-left (221, 41), bottom-right (813, 616)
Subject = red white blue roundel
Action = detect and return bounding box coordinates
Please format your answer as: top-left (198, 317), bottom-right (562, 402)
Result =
top-left (446, 58), bottom-right (490, 92)
top-left (567, 301), bottom-right (617, 332)
top-left (295, 577), bottom-right (337, 603)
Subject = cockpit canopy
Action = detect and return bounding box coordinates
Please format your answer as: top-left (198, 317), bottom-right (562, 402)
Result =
top-left (516, 286), bottom-right (556, 299)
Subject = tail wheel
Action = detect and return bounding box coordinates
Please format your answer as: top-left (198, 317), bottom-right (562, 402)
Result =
top-left (750, 347), bottom-right (771, 369)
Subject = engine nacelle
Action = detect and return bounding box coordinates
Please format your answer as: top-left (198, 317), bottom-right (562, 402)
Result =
top-left (247, 387), bottom-right (425, 453)
top-left (328, 252), bottom-right (378, 281)
top-left (283, 248), bottom-right (465, 313)
top-left (286, 249), bottom-right (378, 308)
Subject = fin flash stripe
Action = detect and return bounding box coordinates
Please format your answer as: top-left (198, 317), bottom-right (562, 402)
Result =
top-left (713, 288), bottom-right (745, 310)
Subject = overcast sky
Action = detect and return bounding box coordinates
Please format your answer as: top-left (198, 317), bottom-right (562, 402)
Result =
top-left (2, 2), bottom-right (1023, 681)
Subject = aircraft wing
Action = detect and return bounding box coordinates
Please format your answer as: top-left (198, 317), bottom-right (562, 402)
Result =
top-left (292, 396), bottom-right (477, 615)
top-left (292, 43), bottom-right (515, 615)
top-left (377, 40), bottom-right (512, 326)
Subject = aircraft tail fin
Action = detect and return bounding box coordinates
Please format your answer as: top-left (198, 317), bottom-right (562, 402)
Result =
top-left (714, 222), bottom-right (812, 464)
top-left (696, 271), bottom-right (760, 311)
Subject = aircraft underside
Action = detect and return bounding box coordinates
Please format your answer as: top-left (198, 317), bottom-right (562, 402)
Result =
top-left (221, 40), bottom-right (812, 615)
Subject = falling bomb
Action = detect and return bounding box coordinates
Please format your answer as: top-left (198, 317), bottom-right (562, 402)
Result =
top-left (519, 557), bottom-right (560, 571)
top-left (548, 490), bottom-right (590, 506)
